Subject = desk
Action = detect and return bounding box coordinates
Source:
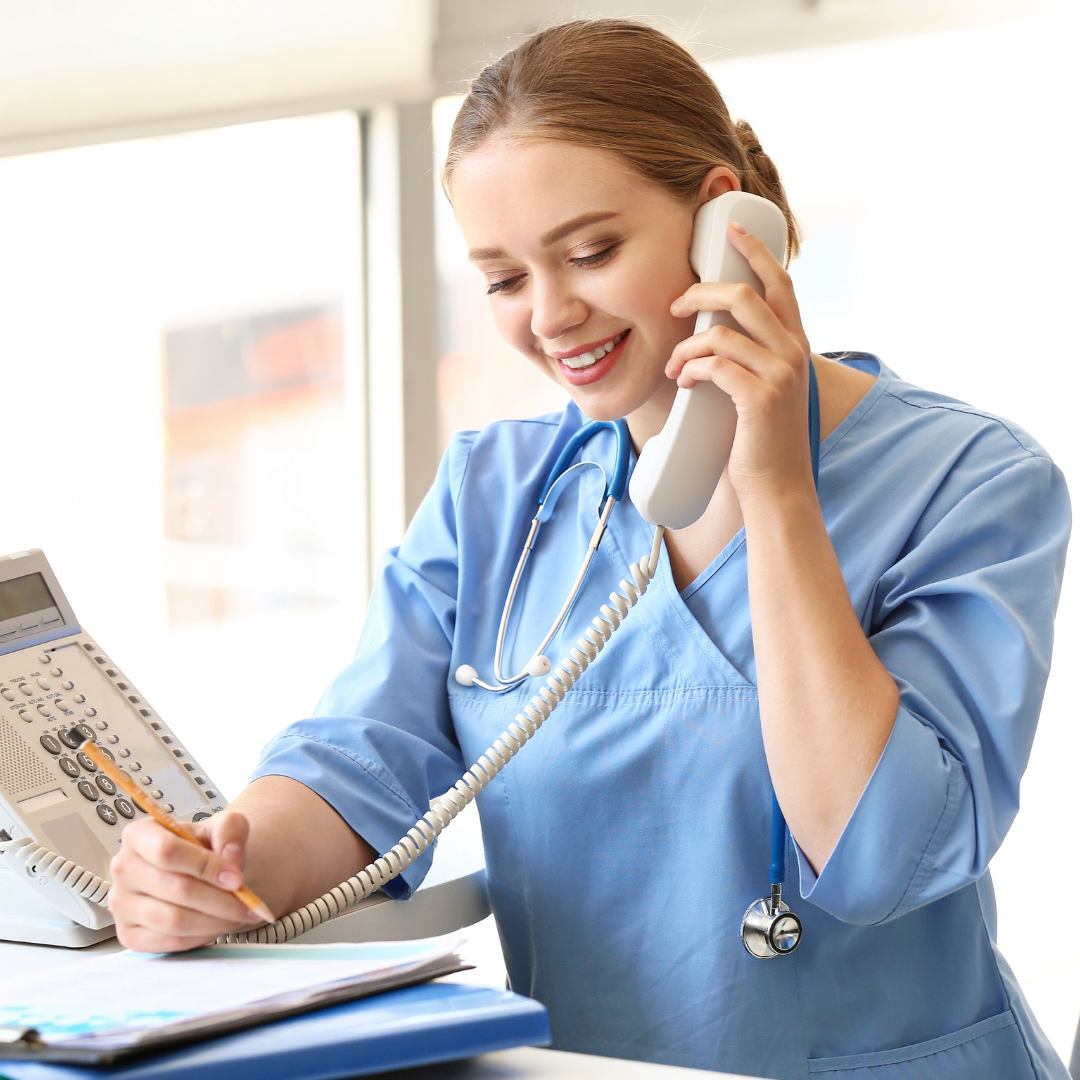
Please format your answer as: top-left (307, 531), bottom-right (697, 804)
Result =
top-left (383, 1047), bottom-right (749, 1078)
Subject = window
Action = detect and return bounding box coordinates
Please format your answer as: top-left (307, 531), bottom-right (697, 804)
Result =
top-left (0, 113), bottom-right (364, 799)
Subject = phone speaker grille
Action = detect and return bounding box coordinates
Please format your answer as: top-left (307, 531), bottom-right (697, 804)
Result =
top-left (0, 718), bottom-right (55, 796)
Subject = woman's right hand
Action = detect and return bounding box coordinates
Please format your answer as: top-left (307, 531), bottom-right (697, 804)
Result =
top-left (108, 810), bottom-right (265, 952)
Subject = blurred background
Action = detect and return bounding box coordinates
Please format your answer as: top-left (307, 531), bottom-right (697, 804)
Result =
top-left (1, 0), bottom-right (1077, 1060)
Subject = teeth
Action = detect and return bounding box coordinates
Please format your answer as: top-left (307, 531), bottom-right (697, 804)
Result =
top-left (560, 330), bottom-right (626, 369)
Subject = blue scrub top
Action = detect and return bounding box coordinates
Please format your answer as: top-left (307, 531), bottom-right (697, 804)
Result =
top-left (254, 355), bottom-right (1071, 1079)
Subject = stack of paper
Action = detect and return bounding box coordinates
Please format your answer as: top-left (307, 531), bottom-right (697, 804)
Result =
top-left (0, 936), bottom-right (465, 1058)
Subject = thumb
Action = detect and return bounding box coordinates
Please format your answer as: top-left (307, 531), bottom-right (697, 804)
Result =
top-left (201, 810), bottom-right (250, 874)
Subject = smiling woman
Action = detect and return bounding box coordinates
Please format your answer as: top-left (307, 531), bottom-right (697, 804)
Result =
top-left (105, 18), bottom-right (1070, 1080)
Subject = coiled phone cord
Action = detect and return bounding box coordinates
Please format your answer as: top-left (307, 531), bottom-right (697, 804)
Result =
top-left (217, 526), bottom-right (666, 944)
top-left (0, 834), bottom-right (111, 907)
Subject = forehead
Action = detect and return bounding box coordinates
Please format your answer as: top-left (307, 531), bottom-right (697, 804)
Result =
top-left (450, 140), bottom-right (669, 250)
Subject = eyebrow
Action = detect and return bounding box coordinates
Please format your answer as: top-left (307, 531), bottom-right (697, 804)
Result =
top-left (468, 211), bottom-right (621, 262)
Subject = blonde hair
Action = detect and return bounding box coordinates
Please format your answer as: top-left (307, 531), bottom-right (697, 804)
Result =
top-left (443, 18), bottom-right (800, 262)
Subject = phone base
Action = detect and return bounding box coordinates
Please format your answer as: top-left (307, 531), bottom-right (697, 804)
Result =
top-left (0, 864), bottom-right (116, 947)
top-left (0, 912), bottom-right (115, 948)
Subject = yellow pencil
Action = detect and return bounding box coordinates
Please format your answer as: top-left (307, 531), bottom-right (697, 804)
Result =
top-left (68, 729), bottom-right (275, 925)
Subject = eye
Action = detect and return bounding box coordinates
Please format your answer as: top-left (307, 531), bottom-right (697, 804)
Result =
top-left (571, 242), bottom-right (620, 269)
top-left (486, 274), bottom-right (525, 296)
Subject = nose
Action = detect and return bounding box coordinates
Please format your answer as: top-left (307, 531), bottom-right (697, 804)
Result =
top-left (530, 273), bottom-right (588, 344)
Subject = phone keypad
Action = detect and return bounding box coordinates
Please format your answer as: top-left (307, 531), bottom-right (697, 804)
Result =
top-left (6, 633), bottom-right (224, 855)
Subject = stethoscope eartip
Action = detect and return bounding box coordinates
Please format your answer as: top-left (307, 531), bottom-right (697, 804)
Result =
top-left (454, 664), bottom-right (479, 686)
top-left (526, 654), bottom-right (552, 677)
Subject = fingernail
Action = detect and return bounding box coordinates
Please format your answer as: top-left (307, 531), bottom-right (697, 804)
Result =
top-left (222, 842), bottom-right (243, 867)
top-left (218, 869), bottom-right (242, 891)
top-left (730, 221), bottom-right (748, 234)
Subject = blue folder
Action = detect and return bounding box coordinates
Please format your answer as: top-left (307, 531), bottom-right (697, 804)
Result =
top-left (0, 982), bottom-right (551, 1080)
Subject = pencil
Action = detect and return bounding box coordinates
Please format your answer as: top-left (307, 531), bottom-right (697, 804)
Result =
top-left (67, 729), bottom-right (276, 925)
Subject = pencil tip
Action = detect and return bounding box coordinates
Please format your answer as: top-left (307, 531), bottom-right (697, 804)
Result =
top-left (255, 904), bottom-right (276, 924)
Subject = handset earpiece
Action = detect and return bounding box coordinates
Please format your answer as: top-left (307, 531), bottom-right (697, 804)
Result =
top-left (628, 190), bottom-right (788, 529)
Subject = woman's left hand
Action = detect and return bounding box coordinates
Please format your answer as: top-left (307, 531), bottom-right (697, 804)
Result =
top-left (667, 222), bottom-right (813, 503)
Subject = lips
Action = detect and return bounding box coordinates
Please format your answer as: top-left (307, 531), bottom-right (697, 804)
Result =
top-left (551, 330), bottom-right (630, 387)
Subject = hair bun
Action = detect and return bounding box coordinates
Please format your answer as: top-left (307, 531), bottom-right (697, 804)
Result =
top-left (735, 119), bottom-right (763, 155)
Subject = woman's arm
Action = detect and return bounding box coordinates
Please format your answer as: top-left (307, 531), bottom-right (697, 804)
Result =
top-left (667, 224), bottom-right (898, 873)
top-left (109, 775), bottom-right (376, 953)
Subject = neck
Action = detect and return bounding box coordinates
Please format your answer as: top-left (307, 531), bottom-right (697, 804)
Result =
top-left (625, 379), bottom-right (678, 453)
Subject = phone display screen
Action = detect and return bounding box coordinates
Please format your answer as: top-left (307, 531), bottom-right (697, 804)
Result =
top-left (0, 573), bottom-right (57, 622)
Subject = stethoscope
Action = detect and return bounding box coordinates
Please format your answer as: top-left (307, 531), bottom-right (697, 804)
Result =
top-left (454, 418), bottom-right (633, 693)
top-left (455, 367), bottom-right (821, 959)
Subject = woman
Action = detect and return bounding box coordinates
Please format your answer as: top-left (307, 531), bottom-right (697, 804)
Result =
top-left (110, 20), bottom-right (1070, 1079)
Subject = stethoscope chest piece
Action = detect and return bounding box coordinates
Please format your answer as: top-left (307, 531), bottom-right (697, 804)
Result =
top-left (741, 884), bottom-right (802, 959)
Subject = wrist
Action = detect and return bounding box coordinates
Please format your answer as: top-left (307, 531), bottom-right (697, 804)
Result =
top-left (735, 470), bottom-right (819, 523)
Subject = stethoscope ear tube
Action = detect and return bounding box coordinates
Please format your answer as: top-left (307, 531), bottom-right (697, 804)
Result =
top-left (539, 419), bottom-right (632, 505)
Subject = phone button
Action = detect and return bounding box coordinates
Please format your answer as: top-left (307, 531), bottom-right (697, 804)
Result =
top-left (36, 703), bottom-right (52, 718)
top-left (59, 757), bottom-right (80, 778)
top-left (36, 678), bottom-right (51, 690)
top-left (75, 723), bottom-right (97, 742)
top-left (73, 694), bottom-right (85, 703)
top-left (0, 689), bottom-right (14, 701)
top-left (114, 798), bottom-right (135, 819)
top-left (19, 710), bottom-right (33, 723)
top-left (39, 734), bottom-right (62, 755)
top-left (77, 780), bottom-right (98, 801)
top-left (49, 668), bottom-right (62, 677)
top-left (96, 774), bottom-right (117, 796)
top-left (62, 680), bottom-right (74, 690)
top-left (19, 684), bottom-right (33, 696)
top-left (76, 752), bottom-right (97, 772)
top-left (57, 729), bottom-right (81, 749)
top-left (96, 803), bottom-right (118, 825)
top-left (192, 813), bottom-right (212, 822)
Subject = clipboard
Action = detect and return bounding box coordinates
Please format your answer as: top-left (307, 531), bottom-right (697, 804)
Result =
top-left (0, 982), bottom-right (551, 1079)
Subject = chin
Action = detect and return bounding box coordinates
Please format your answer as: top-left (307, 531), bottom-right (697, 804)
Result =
top-left (567, 390), bottom-right (640, 424)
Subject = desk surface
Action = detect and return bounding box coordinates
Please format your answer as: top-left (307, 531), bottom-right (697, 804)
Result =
top-left (383, 1047), bottom-right (747, 1078)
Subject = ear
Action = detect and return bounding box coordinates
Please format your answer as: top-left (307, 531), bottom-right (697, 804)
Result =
top-left (696, 166), bottom-right (741, 207)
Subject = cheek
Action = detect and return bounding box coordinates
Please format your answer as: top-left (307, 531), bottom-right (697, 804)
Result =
top-left (489, 299), bottom-right (533, 354)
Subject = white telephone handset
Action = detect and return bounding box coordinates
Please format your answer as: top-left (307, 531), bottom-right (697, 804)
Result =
top-left (629, 190), bottom-right (788, 529)
top-left (0, 550), bottom-right (225, 946)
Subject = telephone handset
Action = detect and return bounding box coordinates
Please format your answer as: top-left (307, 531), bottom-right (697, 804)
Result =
top-left (629, 190), bottom-right (789, 529)
top-left (0, 549), bottom-right (225, 946)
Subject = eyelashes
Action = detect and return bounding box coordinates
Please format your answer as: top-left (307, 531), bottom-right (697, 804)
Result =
top-left (571, 242), bottom-right (619, 268)
top-left (486, 276), bottom-right (523, 295)
top-left (485, 241), bottom-right (621, 295)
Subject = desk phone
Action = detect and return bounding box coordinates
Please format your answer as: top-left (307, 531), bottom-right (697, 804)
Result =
top-left (0, 549), bottom-right (225, 947)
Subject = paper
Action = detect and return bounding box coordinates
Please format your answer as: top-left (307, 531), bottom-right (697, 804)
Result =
top-left (0, 936), bottom-right (464, 1052)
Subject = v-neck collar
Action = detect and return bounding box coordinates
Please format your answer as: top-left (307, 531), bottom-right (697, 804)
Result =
top-left (674, 353), bottom-right (890, 604)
